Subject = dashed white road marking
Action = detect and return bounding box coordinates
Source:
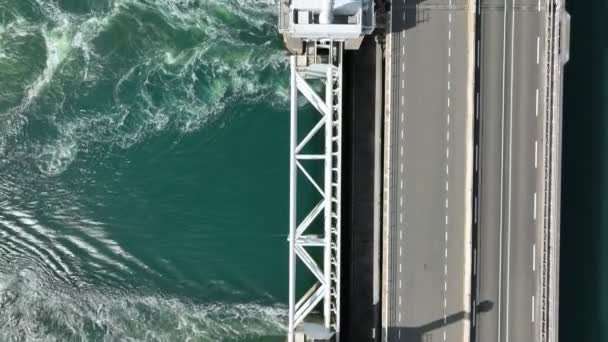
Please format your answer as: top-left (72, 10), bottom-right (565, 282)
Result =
top-left (533, 243), bottom-right (536, 271)
top-left (535, 88), bottom-right (539, 117)
top-left (533, 192), bottom-right (537, 220)
top-left (532, 295), bottom-right (535, 322)
top-left (536, 36), bottom-right (540, 64)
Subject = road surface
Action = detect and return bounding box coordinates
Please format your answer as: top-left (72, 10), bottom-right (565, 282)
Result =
top-left (383, 0), bottom-right (474, 341)
top-left (475, 0), bottom-right (548, 341)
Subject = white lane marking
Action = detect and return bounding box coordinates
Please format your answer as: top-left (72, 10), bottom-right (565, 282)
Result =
top-left (444, 298), bottom-right (447, 308)
top-left (399, 246), bottom-right (402, 256)
top-left (444, 264), bottom-right (447, 275)
top-left (400, 179), bottom-right (403, 189)
top-left (533, 192), bottom-right (537, 220)
top-left (402, 45), bottom-right (405, 55)
top-left (535, 140), bottom-right (538, 168)
top-left (538, 0), bottom-right (541, 12)
top-left (448, 30), bottom-right (452, 40)
top-left (402, 79), bottom-right (405, 89)
top-left (532, 295), bottom-right (535, 323)
top-left (448, 81), bottom-right (451, 90)
top-left (402, 63), bottom-right (405, 72)
top-left (446, 147), bottom-right (450, 158)
top-left (399, 263), bottom-right (402, 273)
top-left (400, 145), bottom-right (404, 156)
top-left (447, 114), bottom-right (450, 125)
top-left (400, 163), bottom-right (404, 173)
top-left (400, 213), bottom-right (403, 223)
top-left (498, 0), bottom-right (508, 339)
top-left (445, 215), bottom-right (448, 225)
top-left (445, 248), bottom-right (448, 258)
top-left (506, 5), bottom-right (516, 342)
top-left (449, 13), bottom-right (452, 23)
top-left (444, 282), bottom-right (447, 292)
top-left (399, 312), bottom-right (402, 322)
top-left (535, 88), bottom-right (539, 117)
top-left (446, 181), bottom-right (449, 192)
top-left (401, 129), bottom-right (404, 139)
top-left (401, 95), bottom-right (404, 106)
top-left (447, 97), bottom-right (450, 108)
top-left (400, 230), bottom-right (403, 240)
top-left (533, 243), bottom-right (536, 271)
top-left (401, 111), bottom-right (404, 123)
top-left (399, 295), bottom-right (402, 305)
top-left (399, 279), bottom-right (402, 289)
top-left (447, 131), bottom-right (450, 142)
top-left (446, 164), bottom-right (449, 175)
top-left (400, 196), bottom-right (403, 207)
top-left (536, 36), bottom-right (540, 64)
top-left (448, 47), bottom-right (451, 57)
top-left (445, 231), bottom-right (448, 241)
top-left (448, 63), bottom-right (451, 74)
top-left (444, 331), bottom-right (447, 341)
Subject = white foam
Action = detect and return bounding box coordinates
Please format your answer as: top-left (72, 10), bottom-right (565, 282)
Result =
top-left (0, 270), bottom-right (287, 341)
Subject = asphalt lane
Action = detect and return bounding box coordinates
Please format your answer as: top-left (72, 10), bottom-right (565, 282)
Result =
top-left (475, 1), bottom-right (547, 341)
top-left (385, 0), bottom-right (472, 341)
top-left (476, 2), bottom-right (505, 341)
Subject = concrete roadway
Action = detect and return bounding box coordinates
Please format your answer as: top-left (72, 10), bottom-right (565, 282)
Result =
top-left (383, 0), bottom-right (474, 341)
top-left (475, 0), bottom-right (547, 341)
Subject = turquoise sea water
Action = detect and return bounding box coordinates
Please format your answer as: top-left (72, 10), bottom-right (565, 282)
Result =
top-left (560, 0), bottom-right (607, 341)
top-left (0, 0), bottom-right (292, 340)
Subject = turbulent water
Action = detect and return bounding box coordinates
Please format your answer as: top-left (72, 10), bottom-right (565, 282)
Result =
top-left (0, 0), bottom-right (291, 340)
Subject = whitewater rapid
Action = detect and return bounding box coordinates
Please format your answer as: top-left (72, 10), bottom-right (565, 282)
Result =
top-left (0, 0), bottom-right (290, 340)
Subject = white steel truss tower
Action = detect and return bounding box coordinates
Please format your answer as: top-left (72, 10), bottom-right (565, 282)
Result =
top-left (288, 41), bottom-right (344, 341)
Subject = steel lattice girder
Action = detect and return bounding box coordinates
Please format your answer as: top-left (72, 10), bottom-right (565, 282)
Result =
top-left (288, 42), bottom-right (343, 341)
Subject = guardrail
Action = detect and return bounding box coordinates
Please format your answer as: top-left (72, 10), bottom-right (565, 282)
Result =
top-left (540, 1), bottom-right (562, 342)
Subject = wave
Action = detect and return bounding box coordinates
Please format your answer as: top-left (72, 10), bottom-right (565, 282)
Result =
top-left (0, 0), bottom-right (288, 176)
top-left (0, 268), bottom-right (287, 341)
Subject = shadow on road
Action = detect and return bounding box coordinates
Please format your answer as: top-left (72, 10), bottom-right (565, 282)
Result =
top-left (386, 300), bottom-right (493, 342)
top-left (390, 0), bottom-right (432, 33)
